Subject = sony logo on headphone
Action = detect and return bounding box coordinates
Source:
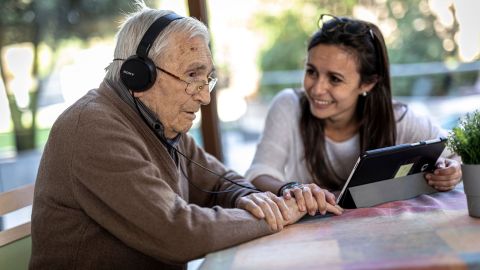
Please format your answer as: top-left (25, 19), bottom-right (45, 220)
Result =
top-left (122, 70), bottom-right (135, 77)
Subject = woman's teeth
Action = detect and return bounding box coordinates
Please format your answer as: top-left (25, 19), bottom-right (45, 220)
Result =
top-left (314, 99), bottom-right (333, 105)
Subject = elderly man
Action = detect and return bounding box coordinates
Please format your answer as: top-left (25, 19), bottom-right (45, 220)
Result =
top-left (29, 4), bottom-right (307, 270)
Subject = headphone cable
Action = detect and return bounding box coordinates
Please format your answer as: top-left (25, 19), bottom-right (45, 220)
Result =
top-left (130, 92), bottom-right (261, 194)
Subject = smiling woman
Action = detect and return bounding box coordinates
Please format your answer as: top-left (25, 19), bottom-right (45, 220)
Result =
top-left (303, 44), bottom-right (376, 139)
top-left (244, 14), bottom-right (462, 217)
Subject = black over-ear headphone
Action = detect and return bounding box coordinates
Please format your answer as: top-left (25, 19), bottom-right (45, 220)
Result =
top-left (119, 13), bottom-right (183, 92)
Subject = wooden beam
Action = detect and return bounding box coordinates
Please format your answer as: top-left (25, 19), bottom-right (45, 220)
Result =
top-left (0, 184), bottom-right (34, 216)
top-left (0, 223), bottom-right (31, 247)
top-left (0, 184), bottom-right (34, 246)
top-left (187, 0), bottom-right (224, 162)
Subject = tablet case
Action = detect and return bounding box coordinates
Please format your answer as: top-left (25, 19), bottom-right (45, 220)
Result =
top-left (337, 137), bottom-right (446, 209)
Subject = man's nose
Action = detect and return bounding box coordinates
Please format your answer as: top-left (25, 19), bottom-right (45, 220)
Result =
top-left (194, 85), bottom-right (211, 105)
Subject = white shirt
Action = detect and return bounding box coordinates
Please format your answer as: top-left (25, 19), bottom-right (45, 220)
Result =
top-left (245, 89), bottom-right (451, 186)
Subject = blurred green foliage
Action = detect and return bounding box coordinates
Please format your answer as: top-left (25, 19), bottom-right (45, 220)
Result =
top-left (0, 0), bottom-right (156, 152)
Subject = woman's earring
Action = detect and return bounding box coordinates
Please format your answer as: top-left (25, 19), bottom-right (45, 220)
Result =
top-left (362, 92), bottom-right (367, 97)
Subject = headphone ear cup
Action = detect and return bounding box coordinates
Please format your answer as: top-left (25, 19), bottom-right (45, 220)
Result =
top-left (120, 55), bottom-right (157, 92)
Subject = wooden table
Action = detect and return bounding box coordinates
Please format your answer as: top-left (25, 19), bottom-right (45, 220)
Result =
top-left (200, 185), bottom-right (480, 269)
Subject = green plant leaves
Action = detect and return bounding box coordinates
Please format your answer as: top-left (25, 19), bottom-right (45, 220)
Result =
top-left (447, 110), bottom-right (480, 164)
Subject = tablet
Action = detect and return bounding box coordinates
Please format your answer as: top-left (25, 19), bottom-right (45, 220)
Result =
top-left (336, 137), bottom-right (446, 209)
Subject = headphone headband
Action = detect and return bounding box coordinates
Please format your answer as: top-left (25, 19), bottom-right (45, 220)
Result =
top-left (137, 13), bottom-right (183, 58)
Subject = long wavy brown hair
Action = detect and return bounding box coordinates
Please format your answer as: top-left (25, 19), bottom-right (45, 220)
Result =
top-left (300, 16), bottom-right (395, 190)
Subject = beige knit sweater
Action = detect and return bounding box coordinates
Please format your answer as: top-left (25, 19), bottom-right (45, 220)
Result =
top-left (30, 81), bottom-right (272, 270)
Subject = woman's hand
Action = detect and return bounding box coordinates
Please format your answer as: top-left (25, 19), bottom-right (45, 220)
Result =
top-left (425, 158), bottom-right (462, 191)
top-left (281, 183), bottom-right (343, 216)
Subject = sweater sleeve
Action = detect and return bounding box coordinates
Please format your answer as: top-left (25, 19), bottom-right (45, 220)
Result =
top-left (245, 89), bottom-right (299, 182)
top-left (70, 103), bottom-right (273, 264)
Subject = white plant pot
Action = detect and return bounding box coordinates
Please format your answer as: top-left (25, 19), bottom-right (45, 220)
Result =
top-left (462, 164), bottom-right (480, 218)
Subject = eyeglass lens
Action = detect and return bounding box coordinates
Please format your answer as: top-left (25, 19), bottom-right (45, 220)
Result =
top-left (185, 77), bottom-right (217, 95)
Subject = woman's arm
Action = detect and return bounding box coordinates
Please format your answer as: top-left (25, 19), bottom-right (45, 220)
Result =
top-left (245, 90), bottom-right (299, 184)
top-left (252, 174), bottom-right (286, 195)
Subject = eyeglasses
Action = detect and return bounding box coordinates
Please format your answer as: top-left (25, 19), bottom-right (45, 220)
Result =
top-left (318, 14), bottom-right (375, 40)
top-left (317, 14), bottom-right (385, 80)
top-left (155, 66), bottom-right (218, 95)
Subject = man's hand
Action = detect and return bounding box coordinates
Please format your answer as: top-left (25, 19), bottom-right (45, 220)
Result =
top-left (425, 158), bottom-right (462, 191)
top-left (236, 192), bottom-right (305, 231)
top-left (281, 197), bottom-right (306, 226)
top-left (282, 183), bottom-right (343, 216)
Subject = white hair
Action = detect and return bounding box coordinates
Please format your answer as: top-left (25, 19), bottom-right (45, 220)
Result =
top-left (105, 1), bottom-right (210, 82)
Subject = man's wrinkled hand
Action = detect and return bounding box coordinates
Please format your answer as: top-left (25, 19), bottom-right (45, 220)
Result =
top-left (236, 192), bottom-right (305, 231)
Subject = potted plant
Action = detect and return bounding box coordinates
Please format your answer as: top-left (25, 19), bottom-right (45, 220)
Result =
top-left (447, 110), bottom-right (480, 217)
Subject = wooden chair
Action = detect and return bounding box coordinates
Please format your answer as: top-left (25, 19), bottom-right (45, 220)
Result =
top-left (0, 184), bottom-right (34, 270)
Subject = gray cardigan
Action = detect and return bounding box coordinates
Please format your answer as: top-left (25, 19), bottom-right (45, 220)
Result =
top-left (30, 81), bottom-right (272, 270)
